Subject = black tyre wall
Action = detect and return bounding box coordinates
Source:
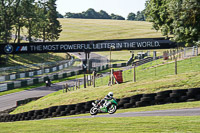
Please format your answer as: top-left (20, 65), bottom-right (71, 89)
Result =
top-left (3, 88), bottom-right (200, 122)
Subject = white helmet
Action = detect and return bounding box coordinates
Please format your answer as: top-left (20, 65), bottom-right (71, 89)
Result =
top-left (108, 92), bottom-right (113, 97)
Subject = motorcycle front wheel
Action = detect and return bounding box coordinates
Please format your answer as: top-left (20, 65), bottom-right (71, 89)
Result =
top-left (90, 107), bottom-right (98, 115)
top-left (108, 104), bottom-right (117, 114)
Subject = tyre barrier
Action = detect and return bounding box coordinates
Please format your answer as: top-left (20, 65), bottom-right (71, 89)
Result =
top-left (1, 87), bottom-right (200, 122)
top-left (0, 107), bottom-right (16, 116)
top-left (16, 97), bottom-right (42, 106)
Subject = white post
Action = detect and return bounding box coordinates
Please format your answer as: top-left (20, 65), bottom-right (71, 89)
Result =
top-left (196, 46), bottom-right (198, 56)
top-left (153, 51), bottom-right (157, 60)
top-left (184, 48), bottom-right (186, 57)
top-left (192, 46), bottom-right (195, 56)
top-left (147, 51), bottom-right (150, 56)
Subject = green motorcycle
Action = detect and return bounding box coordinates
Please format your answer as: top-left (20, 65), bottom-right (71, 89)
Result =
top-left (90, 99), bottom-right (118, 115)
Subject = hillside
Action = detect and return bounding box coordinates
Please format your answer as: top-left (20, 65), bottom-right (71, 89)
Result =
top-left (11, 55), bottom-right (200, 114)
top-left (58, 19), bottom-right (163, 41)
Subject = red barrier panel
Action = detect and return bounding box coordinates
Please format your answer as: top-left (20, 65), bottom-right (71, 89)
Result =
top-left (113, 70), bottom-right (123, 83)
top-left (163, 52), bottom-right (169, 60)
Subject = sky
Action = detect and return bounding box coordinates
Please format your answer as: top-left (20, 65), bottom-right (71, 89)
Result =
top-left (56, 0), bottom-right (146, 18)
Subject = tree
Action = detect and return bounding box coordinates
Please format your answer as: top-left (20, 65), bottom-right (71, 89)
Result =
top-left (145, 0), bottom-right (200, 46)
top-left (13, 0), bottom-right (25, 43)
top-left (135, 11), bottom-right (145, 21)
top-left (35, 0), bottom-right (49, 42)
top-left (83, 8), bottom-right (100, 19)
top-left (168, 0), bottom-right (200, 46)
top-left (99, 10), bottom-right (111, 19)
top-left (57, 12), bottom-right (64, 18)
top-left (0, 8), bottom-right (6, 43)
top-left (127, 12), bottom-right (136, 20)
top-left (22, 0), bottom-right (37, 42)
top-left (65, 12), bottom-right (73, 18)
top-left (64, 9), bottom-right (114, 20)
top-left (111, 13), bottom-right (125, 20)
top-left (46, 0), bottom-right (62, 41)
top-left (145, 0), bottom-right (172, 36)
top-left (0, 0), bottom-right (21, 43)
top-left (0, 0), bottom-right (62, 43)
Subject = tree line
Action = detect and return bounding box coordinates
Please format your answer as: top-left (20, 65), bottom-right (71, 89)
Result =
top-left (0, 0), bottom-right (62, 44)
top-left (145, 0), bottom-right (200, 46)
top-left (64, 8), bottom-right (145, 21)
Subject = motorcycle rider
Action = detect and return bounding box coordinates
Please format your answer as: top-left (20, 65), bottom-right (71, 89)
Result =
top-left (45, 77), bottom-right (51, 87)
top-left (90, 92), bottom-right (117, 115)
top-left (99, 92), bottom-right (114, 108)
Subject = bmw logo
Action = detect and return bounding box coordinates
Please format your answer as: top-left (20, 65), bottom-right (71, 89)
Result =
top-left (4, 44), bottom-right (13, 54)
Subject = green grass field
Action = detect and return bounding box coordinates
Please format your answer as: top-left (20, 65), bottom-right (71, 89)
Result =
top-left (58, 19), bottom-right (163, 41)
top-left (0, 116), bottom-right (200, 133)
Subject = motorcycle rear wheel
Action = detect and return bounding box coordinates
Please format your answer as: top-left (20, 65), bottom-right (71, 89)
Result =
top-left (90, 107), bottom-right (98, 115)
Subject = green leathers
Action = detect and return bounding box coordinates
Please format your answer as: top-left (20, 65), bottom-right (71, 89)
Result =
top-left (90, 99), bottom-right (118, 115)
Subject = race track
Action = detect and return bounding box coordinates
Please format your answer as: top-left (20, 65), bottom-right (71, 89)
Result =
top-left (53, 108), bottom-right (200, 120)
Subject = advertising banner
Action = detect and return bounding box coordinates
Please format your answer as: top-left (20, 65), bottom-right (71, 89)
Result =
top-left (0, 38), bottom-right (177, 54)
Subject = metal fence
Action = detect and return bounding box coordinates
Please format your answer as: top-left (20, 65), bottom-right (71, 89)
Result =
top-left (61, 47), bottom-right (200, 91)
top-left (51, 46), bottom-right (199, 93)
top-left (94, 47), bottom-right (199, 88)
top-left (184, 46), bottom-right (199, 57)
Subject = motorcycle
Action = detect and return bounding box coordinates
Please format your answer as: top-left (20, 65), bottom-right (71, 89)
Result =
top-left (90, 99), bottom-right (118, 115)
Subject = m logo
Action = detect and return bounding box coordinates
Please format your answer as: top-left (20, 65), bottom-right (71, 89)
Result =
top-left (16, 46), bottom-right (28, 52)
top-left (4, 44), bottom-right (13, 54)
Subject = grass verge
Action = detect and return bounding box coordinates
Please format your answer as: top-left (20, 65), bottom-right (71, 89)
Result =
top-left (0, 116), bottom-right (200, 133)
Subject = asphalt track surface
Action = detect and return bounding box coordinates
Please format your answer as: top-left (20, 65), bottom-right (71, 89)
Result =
top-left (53, 108), bottom-right (200, 120)
top-left (0, 52), bottom-right (108, 112)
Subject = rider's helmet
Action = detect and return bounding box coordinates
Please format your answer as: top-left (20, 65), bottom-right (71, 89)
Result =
top-left (108, 92), bottom-right (113, 98)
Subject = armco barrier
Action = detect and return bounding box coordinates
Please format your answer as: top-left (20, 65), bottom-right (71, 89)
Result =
top-left (58, 73), bottom-right (63, 79)
top-left (38, 77), bottom-right (44, 83)
top-left (14, 81), bottom-right (21, 88)
top-left (0, 84), bottom-right (7, 92)
top-left (1, 87), bottom-right (200, 122)
top-left (7, 83), bottom-right (14, 90)
top-left (0, 58), bottom-right (74, 82)
top-left (27, 79), bottom-right (33, 86)
top-left (0, 76), bottom-right (5, 82)
top-left (33, 78), bottom-right (39, 84)
top-left (21, 81), bottom-right (27, 87)
top-left (53, 75), bottom-right (58, 80)
top-left (10, 74), bottom-right (16, 80)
